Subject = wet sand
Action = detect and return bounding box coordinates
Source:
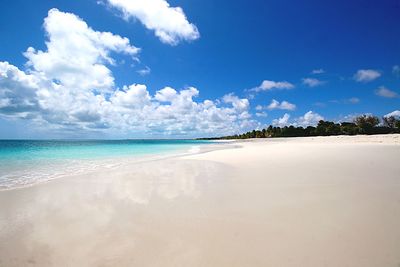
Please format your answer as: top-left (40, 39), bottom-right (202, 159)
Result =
top-left (0, 135), bottom-right (399, 266)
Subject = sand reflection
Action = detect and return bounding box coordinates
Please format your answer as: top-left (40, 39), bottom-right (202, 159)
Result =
top-left (0, 159), bottom-right (230, 267)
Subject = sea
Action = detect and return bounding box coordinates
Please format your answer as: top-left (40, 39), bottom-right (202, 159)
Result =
top-left (0, 139), bottom-right (213, 190)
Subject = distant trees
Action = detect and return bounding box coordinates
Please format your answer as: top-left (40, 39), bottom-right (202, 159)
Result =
top-left (383, 116), bottom-right (398, 129)
top-left (354, 115), bottom-right (380, 134)
top-left (339, 122), bottom-right (358, 135)
top-left (199, 114), bottom-right (400, 140)
top-left (396, 120), bottom-right (400, 129)
top-left (315, 121), bottom-right (340, 136)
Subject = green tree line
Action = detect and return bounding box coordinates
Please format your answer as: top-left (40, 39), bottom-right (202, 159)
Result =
top-left (199, 115), bottom-right (400, 140)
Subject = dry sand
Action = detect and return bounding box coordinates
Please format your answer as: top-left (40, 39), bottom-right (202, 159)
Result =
top-left (0, 135), bottom-right (399, 266)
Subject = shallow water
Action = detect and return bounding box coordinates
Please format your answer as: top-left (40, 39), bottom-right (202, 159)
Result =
top-left (0, 139), bottom-right (213, 189)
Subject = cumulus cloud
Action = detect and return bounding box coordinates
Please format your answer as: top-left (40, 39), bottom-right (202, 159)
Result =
top-left (311, 69), bottom-right (324, 74)
top-left (302, 78), bottom-right (325, 87)
top-left (0, 9), bottom-right (255, 138)
top-left (384, 110), bottom-right (400, 118)
top-left (222, 93), bottom-right (250, 113)
top-left (272, 113), bottom-right (290, 127)
top-left (251, 80), bottom-right (294, 93)
top-left (221, 93), bottom-right (252, 120)
top-left (266, 99), bottom-right (296, 111)
top-left (111, 84), bottom-right (151, 108)
top-left (0, 62), bottom-right (43, 118)
top-left (295, 111), bottom-right (324, 127)
top-left (103, 0), bottom-right (199, 45)
top-left (271, 111), bottom-right (324, 127)
top-left (353, 69), bottom-right (381, 82)
top-left (375, 86), bottom-right (399, 98)
top-left (0, 62), bottom-right (257, 136)
top-left (24, 8), bottom-right (140, 94)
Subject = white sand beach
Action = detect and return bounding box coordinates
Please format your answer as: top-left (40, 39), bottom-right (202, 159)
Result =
top-left (0, 135), bottom-right (399, 267)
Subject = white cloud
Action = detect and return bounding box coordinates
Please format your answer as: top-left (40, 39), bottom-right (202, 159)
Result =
top-left (103, 0), bottom-right (199, 45)
top-left (222, 93), bottom-right (250, 113)
top-left (295, 111), bottom-right (324, 127)
top-left (266, 99), bottom-right (296, 111)
top-left (111, 84), bottom-right (151, 108)
top-left (24, 8), bottom-right (139, 94)
top-left (0, 9), bottom-right (256, 138)
top-left (251, 80), bottom-right (294, 92)
top-left (384, 110), bottom-right (400, 118)
top-left (302, 78), bottom-right (325, 87)
top-left (0, 62), bottom-right (42, 118)
top-left (0, 62), bottom-right (257, 136)
top-left (154, 86), bottom-right (178, 102)
top-left (272, 113), bottom-right (290, 127)
top-left (375, 86), bottom-right (399, 98)
top-left (353, 69), bottom-right (381, 82)
top-left (137, 66), bottom-right (151, 76)
top-left (335, 113), bottom-right (366, 124)
top-left (311, 69), bottom-right (324, 74)
top-left (271, 111), bottom-right (324, 127)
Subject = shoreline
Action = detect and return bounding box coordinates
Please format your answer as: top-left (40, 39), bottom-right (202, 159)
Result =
top-left (5, 133), bottom-right (397, 192)
top-left (0, 140), bottom-right (238, 192)
top-left (0, 134), bottom-right (399, 266)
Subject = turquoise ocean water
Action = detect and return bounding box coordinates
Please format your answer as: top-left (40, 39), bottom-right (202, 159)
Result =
top-left (0, 140), bottom-right (212, 190)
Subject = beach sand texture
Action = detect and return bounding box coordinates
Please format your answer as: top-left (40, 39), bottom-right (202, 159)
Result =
top-left (0, 135), bottom-right (399, 267)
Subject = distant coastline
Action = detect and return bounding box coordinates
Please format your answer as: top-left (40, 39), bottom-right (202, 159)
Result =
top-left (199, 114), bottom-right (400, 140)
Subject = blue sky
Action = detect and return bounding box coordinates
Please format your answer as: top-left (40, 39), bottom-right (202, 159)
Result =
top-left (0, 0), bottom-right (399, 138)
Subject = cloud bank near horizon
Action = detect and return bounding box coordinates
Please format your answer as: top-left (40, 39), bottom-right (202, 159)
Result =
top-left (0, 6), bottom-right (398, 138)
top-left (0, 9), bottom-right (256, 138)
